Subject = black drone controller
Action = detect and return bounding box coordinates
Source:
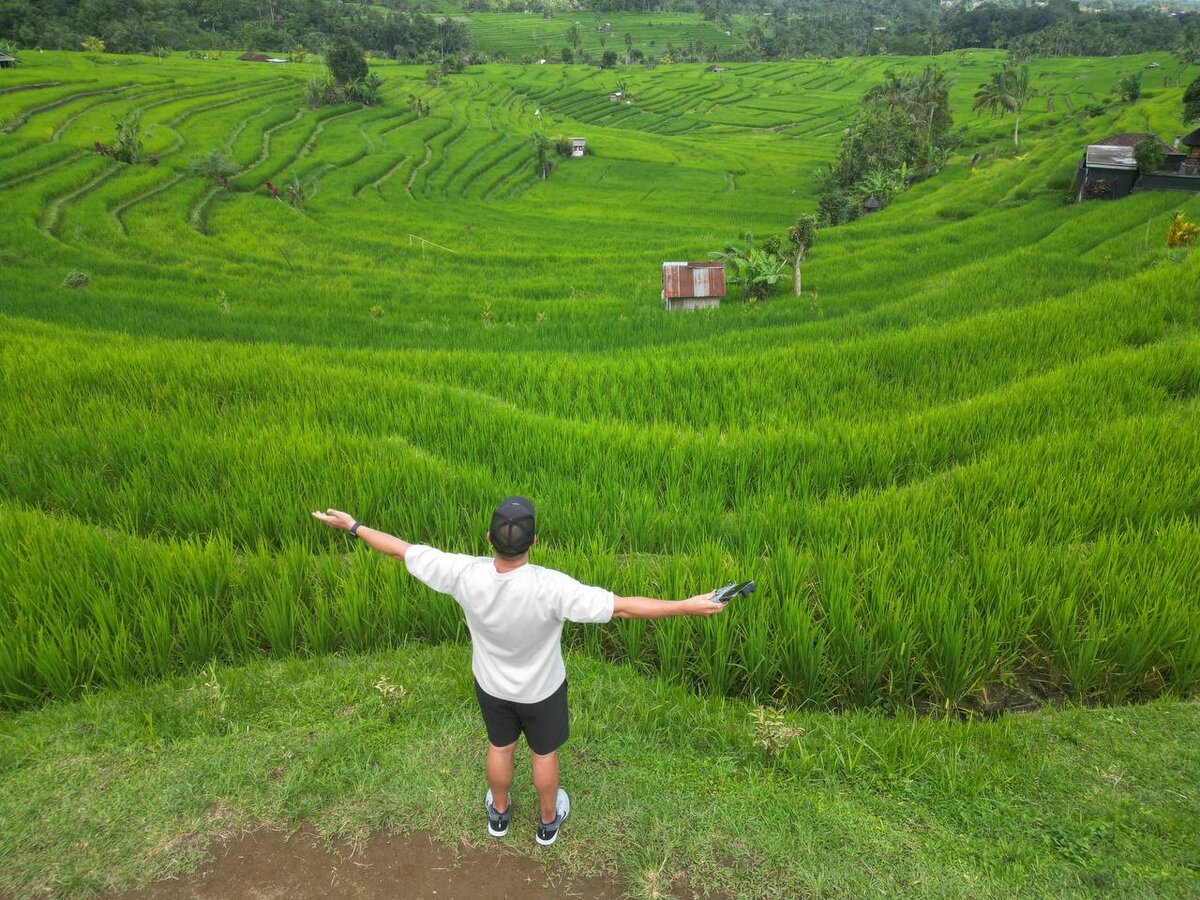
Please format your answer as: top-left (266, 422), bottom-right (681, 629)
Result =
top-left (712, 581), bottom-right (756, 604)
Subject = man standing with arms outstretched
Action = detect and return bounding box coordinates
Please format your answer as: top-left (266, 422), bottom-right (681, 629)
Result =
top-left (313, 497), bottom-right (725, 845)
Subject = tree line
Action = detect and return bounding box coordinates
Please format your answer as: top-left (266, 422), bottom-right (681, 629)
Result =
top-left (1, 0), bottom-right (1197, 59)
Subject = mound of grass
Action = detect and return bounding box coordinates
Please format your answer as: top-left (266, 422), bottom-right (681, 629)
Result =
top-left (0, 647), bottom-right (1197, 899)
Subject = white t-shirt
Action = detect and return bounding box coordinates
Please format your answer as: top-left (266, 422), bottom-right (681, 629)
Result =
top-left (405, 545), bottom-right (615, 703)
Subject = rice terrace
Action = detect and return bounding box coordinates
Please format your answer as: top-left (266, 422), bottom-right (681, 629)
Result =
top-left (1, 7), bottom-right (1199, 898)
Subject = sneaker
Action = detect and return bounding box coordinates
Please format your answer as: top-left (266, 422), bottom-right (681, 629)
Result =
top-left (535, 788), bottom-right (570, 846)
top-left (485, 788), bottom-right (510, 838)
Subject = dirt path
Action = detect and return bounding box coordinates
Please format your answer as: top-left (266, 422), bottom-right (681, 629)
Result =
top-left (102, 828), bottom-right (627, 900)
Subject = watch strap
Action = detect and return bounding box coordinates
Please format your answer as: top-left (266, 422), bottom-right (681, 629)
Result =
top-left (349, 520), bottom-right (363, 537)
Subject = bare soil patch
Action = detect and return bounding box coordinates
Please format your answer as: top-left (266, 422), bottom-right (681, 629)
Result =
top-left (100, 827), bottom-right (627, 900)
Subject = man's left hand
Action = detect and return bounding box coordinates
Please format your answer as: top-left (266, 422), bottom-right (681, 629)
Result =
top-left (312, 508), bottom-right (355, 531)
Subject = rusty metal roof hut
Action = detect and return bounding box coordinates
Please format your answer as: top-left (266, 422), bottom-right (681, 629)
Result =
top-left (662, 262), bottom-right (726, 311)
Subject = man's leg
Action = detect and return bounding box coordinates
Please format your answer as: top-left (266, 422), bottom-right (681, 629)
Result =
top-left (486, 740), bottom-right (517, 814)
top-left (531, 749), bottom-right (559, 824)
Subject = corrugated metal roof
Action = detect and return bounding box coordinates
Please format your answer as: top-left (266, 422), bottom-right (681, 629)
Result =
top-left (662, 262), bottom-right (726, 299)
top-left (1085, 144), bottom-right (1136, 169)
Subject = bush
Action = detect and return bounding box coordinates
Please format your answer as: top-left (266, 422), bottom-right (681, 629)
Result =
top-left (347, 72), bottom-right (384, 106)
top-left (817, 188), bottom-right (858, 226)
top-left (1133, 137), bottom-right (1164, 174)
top-left (62, 271), bottom-right (91, 289)
top-left (1166, 211), bottom-right (1199, 248)
top-left (552, 136), bottom-right (573, 157)
top-left (190, 149), bottom-right (236, 182)
top-left (326, 35), bottom-right (368, 85)
top-left (600, 49), bottom-right (618, 68)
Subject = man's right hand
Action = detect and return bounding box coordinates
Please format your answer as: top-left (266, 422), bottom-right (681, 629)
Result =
top-left (679, 591), bottom-right (725, 616)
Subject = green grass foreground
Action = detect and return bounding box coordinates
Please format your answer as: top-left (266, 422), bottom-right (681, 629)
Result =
top-left (0, 646), bottom-right (1197, 899)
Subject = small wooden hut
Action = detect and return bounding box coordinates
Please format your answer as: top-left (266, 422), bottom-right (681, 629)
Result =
top-left (662, 262), bottom-right (725, 311)
top-left (0, 53), bottom-right (15, 69)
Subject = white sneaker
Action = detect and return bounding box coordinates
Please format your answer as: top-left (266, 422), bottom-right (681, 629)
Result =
top-left (535, 788), bottom-right (570, 846)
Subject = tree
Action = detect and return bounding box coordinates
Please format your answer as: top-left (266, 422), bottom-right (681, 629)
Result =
top-left (81, 35), bottom-right (105, 53)
top-left (565, 24), bottom-right (581, 51)
top-left (533, 133), bottom-right (553, 180)
top-left (1185, 73), bottom-right (1200, 122)
top-left (1133, 137), bottom-right (1164, 174)
top-left (562, 47), bottom-right (573, 64)
top-left (327, 35), bottom-right (368, 86)
top-left (787, 215), bottom-right (818, 296)
top-left (1119, 73), bottom-right (1142, 103)
top-left (1175, 24), bottom-right (1200, 72)
top-left (624, 31), bottom-right (633, 66)
top-left (973, 71), bottom-right (1008, 123)
top-left (974, 64), bottom-right (1037, 147)
top-left (601, 49), bottom-right (618, 69)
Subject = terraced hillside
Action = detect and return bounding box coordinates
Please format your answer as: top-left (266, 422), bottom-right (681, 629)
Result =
top-left (0, 51), bottom-right (1197, 714)
top-left (456, 11), bottom-right (747, 60)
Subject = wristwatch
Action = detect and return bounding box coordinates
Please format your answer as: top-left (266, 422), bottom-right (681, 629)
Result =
top-left (349, 520), bottom-right (363, 537)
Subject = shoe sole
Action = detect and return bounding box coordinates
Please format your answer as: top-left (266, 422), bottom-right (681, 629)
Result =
top-left (488, 822), bottom-right (509, 838)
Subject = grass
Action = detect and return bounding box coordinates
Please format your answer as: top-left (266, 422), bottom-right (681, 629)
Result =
top-left (0, 50), bottom-right (1198, 714)
top-left (0, 646), bottom-right (1196, 899)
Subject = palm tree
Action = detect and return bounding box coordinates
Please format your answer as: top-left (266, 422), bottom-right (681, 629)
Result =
top-left (1176, 25), bottom-right (1200, 75)
top-left (973, 64), bottom-right (1037, 147)
top-left (1004, 64), bottom-right (1037, 148)
top-left (973, 71), bottom-right (1008, 123)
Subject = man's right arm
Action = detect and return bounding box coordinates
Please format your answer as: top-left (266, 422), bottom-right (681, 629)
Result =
top-left (612, 592), bottom-right (724, 619)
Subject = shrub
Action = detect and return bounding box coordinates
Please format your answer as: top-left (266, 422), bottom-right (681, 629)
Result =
top-left (190, 149), bottom-right (237, 182)
top-left (600, 49), bottom-right (618, 68)
top-left (81, 36), bottom-right (105, 53)
top-left (62, 271), bottom-right (91, 289)
top-left (817, 188), bottom-right (858, 226)
top-left (552, 136), bottom-right (573, 157)
top-left (711, 237), bottom-right (790, 302)
top-left (347, 72), bottom-right (384, 106)
top-left (1166, 212), bottom-right (1199, 248)
top-left (1133, 137), bottom-right (1164, 174)
top-left (1118, 74), bottom-right (1141, 103)
top-left (111, 111), bottom-right (143, 164)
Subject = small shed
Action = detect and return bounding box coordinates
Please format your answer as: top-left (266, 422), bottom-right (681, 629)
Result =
top-left (662, 262), bottom-right (725, 311)
top-left (0, 53), bottom-right (15, 69)
top-left (706, 65), bottom-right (728, 73)
top-left (1076, 133), bottom-right (1181, 201)
top-left (239, 51), bottom-right (287, 63)
top-left (570, 137), bottom-right (586, 157)
top-left (862, 196), bottom-right (883, 213)
top-left (1183, 127), bottom-right (1200, 174)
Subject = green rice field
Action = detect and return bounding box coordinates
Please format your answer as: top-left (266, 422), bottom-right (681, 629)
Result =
top-left (454, 11), bottom-right (747, 60)
top-left (0, 49), bottom-right (1197, 717)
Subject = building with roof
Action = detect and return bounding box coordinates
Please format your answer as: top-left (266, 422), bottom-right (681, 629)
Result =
top-left (1076, 132), bottom-right (1195, 201)
top-left (0, 53), bottom-right (15, 69)
top-left (238, 51), bottom-right (287, 63)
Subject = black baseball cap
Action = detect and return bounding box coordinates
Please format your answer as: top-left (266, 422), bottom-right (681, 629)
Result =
top-left (489, 496), bottom-right (536, 556)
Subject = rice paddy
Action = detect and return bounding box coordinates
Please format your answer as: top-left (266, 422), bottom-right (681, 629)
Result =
top-left (0, 50), bottom-right (1197, 715)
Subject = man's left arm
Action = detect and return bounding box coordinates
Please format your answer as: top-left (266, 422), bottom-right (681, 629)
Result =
top-left (311, 508), bottom-right (412, 559)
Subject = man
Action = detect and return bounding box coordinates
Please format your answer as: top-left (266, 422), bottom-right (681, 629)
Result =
top-left (312, 496), bottom-right (725, 845)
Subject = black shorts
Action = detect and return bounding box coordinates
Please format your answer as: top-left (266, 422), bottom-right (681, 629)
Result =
top-left (474, 678), bottom-right (569, 755)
